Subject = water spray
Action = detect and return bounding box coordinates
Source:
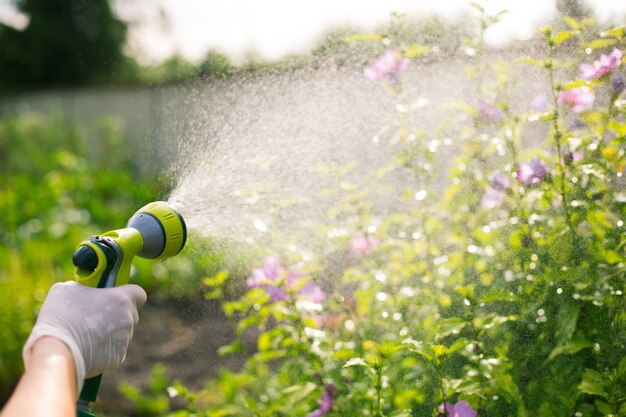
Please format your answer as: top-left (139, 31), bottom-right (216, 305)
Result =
top-left (71, 201), bottom-right (187, 417)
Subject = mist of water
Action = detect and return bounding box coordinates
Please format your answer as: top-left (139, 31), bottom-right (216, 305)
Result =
top-left (161, 54), bottom-right (546, 257)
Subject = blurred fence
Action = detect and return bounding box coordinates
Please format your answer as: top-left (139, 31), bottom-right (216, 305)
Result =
top-left (0, 53), bottom-right (548, 179)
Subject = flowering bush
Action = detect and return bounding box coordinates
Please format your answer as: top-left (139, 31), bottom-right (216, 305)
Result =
top-left (125, 9), bottom-right (626, 417)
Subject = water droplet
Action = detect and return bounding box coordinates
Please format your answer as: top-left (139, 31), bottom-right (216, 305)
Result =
top-left (253, 219), bottom-right (267, 232)
top-left (414, 190), bottom-right (427, 201)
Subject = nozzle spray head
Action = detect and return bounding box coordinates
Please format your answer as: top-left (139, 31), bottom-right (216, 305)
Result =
top-left (126, 201), bottom-right (187, 260)
top-left (73, 201), bottom-right (187, 288)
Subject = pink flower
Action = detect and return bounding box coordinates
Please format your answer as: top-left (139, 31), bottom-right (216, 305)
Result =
top-left (350, 232), bottom-right (379, 257)
top-left (439, 401), bottom-right (477, 417)
top-left (306, 384), bottom-right (337, 417)
top-left (364, 50), bottom-right (410, 83)
top-left (580, 48), bottom-right (622, 80)
top-left (481, 173), bottom-right (510, 209)
top-left (558, 88), bottom-right (595, 113)
top-left (481, 187), bottom-right (505, 209)
top-left (564, 149), bottom-right (584, 165)
top-left (517, 158), bottom-right (549, 186)
top-left (477, 99), bottom-right (504, 121)
top-left (247, 257), bottom-right (326, 303)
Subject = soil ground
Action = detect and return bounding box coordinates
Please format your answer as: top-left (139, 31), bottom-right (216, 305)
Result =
top-left (95, 297), bottom-right (247, 416)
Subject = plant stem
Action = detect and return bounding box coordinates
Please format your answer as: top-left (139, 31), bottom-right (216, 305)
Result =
top-left (436, 363), bottom-right (448, 416)
top-left (546, 42), bottom-right (575, 255)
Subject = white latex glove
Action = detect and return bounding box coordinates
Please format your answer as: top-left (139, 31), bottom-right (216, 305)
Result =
top-left (23, 281), bottom-right (147, 392)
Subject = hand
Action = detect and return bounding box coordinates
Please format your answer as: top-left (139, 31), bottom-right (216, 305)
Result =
top-left (22, 281), bottom-right (147, 391)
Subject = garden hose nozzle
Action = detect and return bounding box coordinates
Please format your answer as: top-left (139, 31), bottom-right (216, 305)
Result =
top-left (72, 201), bottom-right (187, 417)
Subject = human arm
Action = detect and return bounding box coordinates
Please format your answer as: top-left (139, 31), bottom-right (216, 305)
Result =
top-left (1, 337), bottom-right (77, 417)
top-left (0, 281), bottom-right (147, 417)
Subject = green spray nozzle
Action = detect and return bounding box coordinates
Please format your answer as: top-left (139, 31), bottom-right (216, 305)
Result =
top-left (72, 201), bottom-right (187, 417)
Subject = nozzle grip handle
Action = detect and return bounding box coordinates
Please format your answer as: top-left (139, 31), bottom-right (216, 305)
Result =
top-left (74, 240), bottom-right (120, 417)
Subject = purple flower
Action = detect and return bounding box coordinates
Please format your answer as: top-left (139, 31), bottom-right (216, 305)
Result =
top-left (439, 401), bottom-right (477, 417)
top-left (306, 384), bottom-right (337, 417)
top-left (481, 173), bottom-right (510, 209)
top-left (489, 173), bottom-right (510, 191)
top-left (350, 232), bottom-right (379, 257)
top-left (247, 257), bottom-right (326, 303)
top-left (580, 48), bottom-right (623, 80)
top-left (531, 94), bottom-right (550, 112)
top-left (364, 50), bottom-right (410, 83)
top-left (558, 88), bottom-right (595, 113)
top-left (612, 75), bottom-right (625, 95)
top-left (517, 158), bottom-right (549, 186)
top-left (477, 99), bottom-right (504, 121)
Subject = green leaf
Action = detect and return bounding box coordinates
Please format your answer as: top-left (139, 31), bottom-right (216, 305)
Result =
top-left (388, 411), bottom-right (412, 417)
top-left (618, 356), bottom-right (626, 381)
top-left (405, 340), bottom-right (435, 362)
top-left (218, 341), bottom-right (243, 356)
top-left (586, 38), bottom-right (617, 50)
top-left (344, 33), bottom-right (382, 43)
top-left (561, 16), bottom-right (581, 31)
top-left (455, 284), bottom-right (475, 299)
top-left (447, 338), bottom-right (472, 355)
top-left (579, 369), bottom-right (609, 399)
top-left (603, 26), bottom-right (625, 38)
top-left (562, 79), bottom-right (592, 90)
top-left (517, 56), bottom-right (544, 67)
top-left (594, 400), bottom-right (612, 415)
top-left (404, 43), bottom-right (431, 58)
top-left (280, 383), bottom-right (317, 410)
top-left (548, 338), bottom-right (592, 361)
top-left (435, 317), bottom-right (467, 339)
top-left (555, 302), bottom-right (581, 345)
top-left (480, 288), bottom-right (515, 303)
top-left (554, 31), bottom-right (578, 45)
top-left (607, 120), bottom-right (626, 136)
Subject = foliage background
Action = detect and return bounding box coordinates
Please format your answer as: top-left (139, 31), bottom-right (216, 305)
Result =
top-left (1, 1), bottom-right (625, 416)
